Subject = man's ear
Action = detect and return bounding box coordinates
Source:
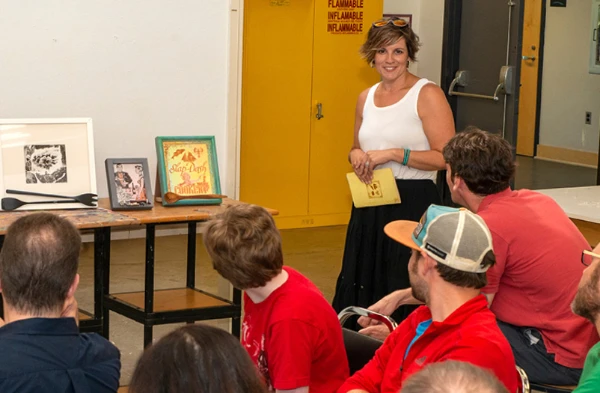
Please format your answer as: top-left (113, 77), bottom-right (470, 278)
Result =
top-left (450, 174), bottom-right (464, 192)
top-left (67, 274), bottom-right (80, 299)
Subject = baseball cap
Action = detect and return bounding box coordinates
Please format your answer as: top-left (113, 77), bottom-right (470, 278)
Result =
top-left (384, 205), bottom-right (494, 273)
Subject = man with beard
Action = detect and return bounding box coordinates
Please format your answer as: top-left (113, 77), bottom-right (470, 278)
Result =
top-left (359, 129), bottom-right (597, 385)
top-left (337, 205), bottom-right (518, 393)
top-left (571, 244), bottom-right (600, 392)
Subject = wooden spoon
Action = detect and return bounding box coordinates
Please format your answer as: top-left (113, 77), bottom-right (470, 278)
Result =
top-left (163, 192), bottom-right (227, 204)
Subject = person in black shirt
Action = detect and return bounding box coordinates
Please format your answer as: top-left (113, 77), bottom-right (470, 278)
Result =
top-left (0, 213), bottom-right (121, 393)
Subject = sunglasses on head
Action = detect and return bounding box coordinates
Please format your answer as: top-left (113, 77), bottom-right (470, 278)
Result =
top-left (372, 18), bottom-right (409, 28)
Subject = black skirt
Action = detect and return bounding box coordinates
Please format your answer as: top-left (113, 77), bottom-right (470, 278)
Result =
top-left (332, 179), bottom-right (441, 325)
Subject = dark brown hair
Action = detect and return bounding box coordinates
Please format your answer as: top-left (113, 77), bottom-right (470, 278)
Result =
top-left (401, 360), bottom-right (509, 393)
top-left (202, 204), bottom-right (283, 289)
top-left (129, 324), bottom-right (267, 393)
top-left (360, 18), bottom-right (421, 65)
top-left (435, 251), bottom-right (495, 289)
top-left (443, 127), bottom-right (516, 196)
top-left (0, 213), bottom-right (81, 314)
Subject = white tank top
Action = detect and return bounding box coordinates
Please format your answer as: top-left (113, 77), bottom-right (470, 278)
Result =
top-left (358, 78), bottom-right (437, 181)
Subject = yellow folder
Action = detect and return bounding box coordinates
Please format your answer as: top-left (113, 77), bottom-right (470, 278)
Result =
top-left (346, 168), bottom-right (401, 208)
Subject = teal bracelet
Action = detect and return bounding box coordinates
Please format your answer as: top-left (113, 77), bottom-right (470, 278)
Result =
top-left (402, 148), bottom-right (411, 166)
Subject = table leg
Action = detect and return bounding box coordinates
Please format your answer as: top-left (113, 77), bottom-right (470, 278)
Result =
top-left (144, 224), bottom-right (156, 347)
top-left (144, 326), bottom-right (153, 347)
top-left (96, 227), bottom-right (111, 338)
top-left (186, 222), bottom-right (196, 289)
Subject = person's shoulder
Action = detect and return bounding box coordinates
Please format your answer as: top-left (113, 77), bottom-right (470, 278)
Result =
top-left (458, 309), bottom-right (510, 346)
top-left (270, 271), bottom-right (337, 321)
top-left (417, 81), bottom-right (446, 106)
top-left (357, 86), bottom-right (371, 107)
top-left (79, 333), bottom-right (121, 362)
top-left (417, 79), bottom-right (442, 94)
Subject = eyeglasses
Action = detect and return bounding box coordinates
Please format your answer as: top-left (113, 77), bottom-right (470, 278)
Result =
top-left (581, 250), bottom-right (600, 266)
top-left (372, 18), bottom-right (409, 28)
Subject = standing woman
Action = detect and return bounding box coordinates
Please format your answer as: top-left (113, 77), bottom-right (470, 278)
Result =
top-left (332, 17), bottom-right (455, 324)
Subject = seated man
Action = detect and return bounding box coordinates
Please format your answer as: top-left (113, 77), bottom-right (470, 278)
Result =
top-left (361, 128), bottom-right (598, 385)
top-left (401, 360), bottom-right (509, 393)
top-left (202, 204), bottom-right (349, 393)
top-left (0, 213), bottom-right (121, 392)
top-left (571, 243), bottom-right (600, 392)
top-left (338, 204), bottom-right (518, 393)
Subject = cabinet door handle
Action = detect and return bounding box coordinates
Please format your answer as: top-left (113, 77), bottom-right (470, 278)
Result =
top-left (316, 103), bottom-right (324, 120)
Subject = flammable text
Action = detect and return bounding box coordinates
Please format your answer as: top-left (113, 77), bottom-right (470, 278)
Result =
top-left (327, 0), bottom-right (364, 7)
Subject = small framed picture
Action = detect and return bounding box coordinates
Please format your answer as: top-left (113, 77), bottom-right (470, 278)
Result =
top-left (0, 118), bottom-right (97, 211)
top-left (155, 136), bottom-right (222, 206)
top-left (105, 158), bottom-right (153, 210)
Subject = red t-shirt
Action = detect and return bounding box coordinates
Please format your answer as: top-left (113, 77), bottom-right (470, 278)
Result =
top-left (242, 267), bottom-right (349, 392)
top-left (338, 295), bottom-right (518, 393)
top-left (478, 188), bottom-right (599, 368)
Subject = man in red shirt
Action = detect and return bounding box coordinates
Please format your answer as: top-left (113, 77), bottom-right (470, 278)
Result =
top-left (361, 128), bottom-right (598, 385)
top-left (202, 204), bottom-right (349, 393)
top-left (338, 204), bottom-right (518, 393)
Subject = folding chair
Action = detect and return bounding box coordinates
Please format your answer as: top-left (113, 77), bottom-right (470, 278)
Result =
top-left (338, 306), bottom-right (397, 375)
top-left (517, 365), bottom-right (530, 393)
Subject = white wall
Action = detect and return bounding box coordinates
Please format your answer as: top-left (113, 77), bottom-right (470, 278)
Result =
top-left (383, 0), bottom-right (445, 84)
top-left (0, 0), bottom-right (231, 198)
top-left (539, 0), bottom-right (600, 152)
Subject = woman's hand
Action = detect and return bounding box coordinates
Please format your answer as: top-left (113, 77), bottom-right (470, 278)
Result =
top-left (365, 150), bottom-right (392, 168)
top-left (350, 148), bottom-right (371, 183)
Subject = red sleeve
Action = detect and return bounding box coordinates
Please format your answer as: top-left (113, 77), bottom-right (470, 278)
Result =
top-left (337, 326), bottom-right (400, 393)
top-left (266, 319), bottom-right (316, 390)
top-left (439, 340), bottom-right (518, 393)
top-left (481, 229), bottom-right (509, 295)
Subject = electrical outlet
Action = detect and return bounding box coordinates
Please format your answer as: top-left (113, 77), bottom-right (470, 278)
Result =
top-left (585, 112), bottom-right (592, 125)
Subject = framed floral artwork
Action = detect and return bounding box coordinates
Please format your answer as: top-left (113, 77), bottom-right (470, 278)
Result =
top-left (105, 158), bottom-right (153, 210)
top-left (0, 118), bottom-right (97, 211)
top-left (155, 136), bottom-right (222, 206)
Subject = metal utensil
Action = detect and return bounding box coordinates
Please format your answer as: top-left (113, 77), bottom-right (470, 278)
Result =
top-left (1, 197), bottom-right (96, 211)
top-left (6, 189), bottom-right (98, 206)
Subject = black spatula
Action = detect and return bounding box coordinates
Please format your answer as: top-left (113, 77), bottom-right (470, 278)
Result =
top-left (1, 197), bottom-right (84, 211)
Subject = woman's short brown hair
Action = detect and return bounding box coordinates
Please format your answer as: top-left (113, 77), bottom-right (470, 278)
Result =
top-left (202, 204), bottom-right (283, 289)
top-left (360, 18), bottom-right (421, 65)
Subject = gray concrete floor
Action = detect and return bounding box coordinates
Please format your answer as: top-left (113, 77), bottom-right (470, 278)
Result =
top-left (515, 156), bottom-right (597, 190)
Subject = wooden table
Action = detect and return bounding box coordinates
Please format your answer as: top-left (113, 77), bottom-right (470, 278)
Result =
top-left (99, 198), bottom-right (278, 347)
top-left (537, 186), bottom-right (600, 246)
top-left (0, 208), bottom-right (137, 333)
